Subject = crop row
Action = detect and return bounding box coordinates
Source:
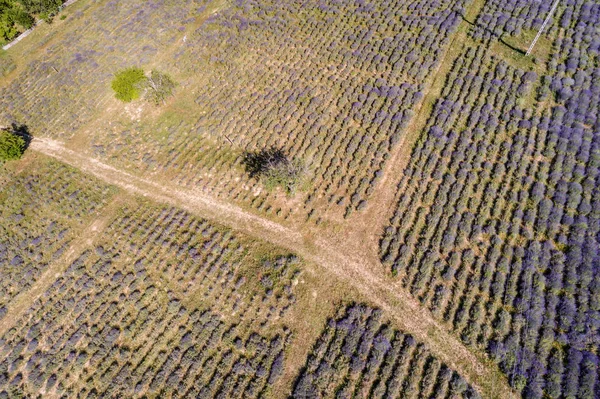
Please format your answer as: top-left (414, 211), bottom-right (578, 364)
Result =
top-left (0, 159), bottom-right (112, 320)
top-left (292, 304), bottom-right (480, 398)
top-left (102, 204), bottom-right (301, 328)
top-left (379, 2), bottom-right (600, 396)
top-left (0, 237), bottom-right (289, 398)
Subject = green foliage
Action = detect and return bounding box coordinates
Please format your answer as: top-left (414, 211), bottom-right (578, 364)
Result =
top-left (17, 0), bottom-right (62, 16)
top-left (243, 148), bottom-right (306, 195)
top-left (0, 11), bottom-right (18, 43)
top-left (8, 6), bottom-right (33, 27)
top-left (111, 67), bottom-right (147, 103)
top-left (0, 0), bottom-right (62, 44)
top-left (145, 70), bottom-right (177, 105)
top-left (0, 128), bottom-right (25, 161)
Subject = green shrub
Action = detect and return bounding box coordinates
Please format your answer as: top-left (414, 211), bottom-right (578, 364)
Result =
top-left (0, 129), bottom-right (26, 161)
top-left (9, 8), bottom-right (34, 29)
top-left (111, 67), bottom-right (147, 102)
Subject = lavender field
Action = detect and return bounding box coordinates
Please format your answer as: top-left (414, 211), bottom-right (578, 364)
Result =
top-left (0, 0), bottom-right (598, 397)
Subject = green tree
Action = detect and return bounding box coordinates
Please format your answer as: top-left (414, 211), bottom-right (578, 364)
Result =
top-left (111, 67), bottom-right (147, 102)
top-left (0, 12), bottom-right (18, 43)
top-left (0, 127), bottom-right (26, 161)
top-left (8, 7), bottom-right (33, 28)
top-left (16, 0), bottom-right (62, 17)
top-left (145, 70), bottom-right (177, 105)
top-left (0, 0), bottom-right (37, 44)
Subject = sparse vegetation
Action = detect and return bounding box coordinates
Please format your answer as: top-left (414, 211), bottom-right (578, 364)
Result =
top-left (0, 50), bottom-right (15, 76)
top-left (145, 69), bottom-right (177, 105)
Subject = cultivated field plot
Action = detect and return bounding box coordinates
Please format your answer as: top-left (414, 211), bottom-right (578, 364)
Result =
top-left (0, 160), bottom-right (477, 398)
top-left (380, 0), bottom-right (600, 397)
top-left (1, 0), bottom-right (471, 225)
top-left (0, 157), bottom-right (114, 321)
top-left (1, 0), bottom-right (599, 397)
top-left (293, 304), bottom-right (480, 399)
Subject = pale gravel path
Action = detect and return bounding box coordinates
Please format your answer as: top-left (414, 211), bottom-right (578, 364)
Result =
top-left (30, 137), bottom-right (516, 399)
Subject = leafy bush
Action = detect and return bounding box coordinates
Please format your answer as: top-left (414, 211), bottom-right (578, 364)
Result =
top-left (111, 67), bottom-right (147, 102)
top-left (0, 128), bottom-right (25, 161)
top-left (243, 147), bottom-right (306, 195)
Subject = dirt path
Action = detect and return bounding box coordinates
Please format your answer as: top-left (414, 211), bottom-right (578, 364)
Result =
top-left (360, 0), bottom-right (487, 258)
top-left (31, 136), bottom-right (515, 399)
top-left (0, 195), bottom-right (124, 337)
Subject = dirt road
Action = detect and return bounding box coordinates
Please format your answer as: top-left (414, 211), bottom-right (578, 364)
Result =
top-left (30, 136), bottom-right (515, 399)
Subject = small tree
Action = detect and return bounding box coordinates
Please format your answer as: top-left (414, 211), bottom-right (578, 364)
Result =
top-left (0, 127), bottom-right (26, 161)
top-left (243, 147), bottom-right (306, 195)
top-left (111, 67), bottom-right (147, 102)
top-left (145, 70), bottom-right (177, 105)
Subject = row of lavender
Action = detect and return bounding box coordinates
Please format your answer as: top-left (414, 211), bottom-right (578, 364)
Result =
top-left (292, 304), bottom-right (480, 398)
top-left (103, 204), bottom-right (301, 329)
top-left (0, 159), bottom-right (113, 321)
top-left (0, 246), bottom-right (288, 398)
top-left (0, 192), bottom-right (303, 397)
top-left (380, 1), bottom-right (599, 397)
top-left (127, 0), bottom-right (470, 222)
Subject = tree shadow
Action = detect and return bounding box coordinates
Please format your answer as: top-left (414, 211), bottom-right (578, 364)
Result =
top-left (458, 12), bottom-right (526, 55)
top-left (242, 147), bottom-right (288, 178)
top-left (7, 123), bottom-right (33, 150)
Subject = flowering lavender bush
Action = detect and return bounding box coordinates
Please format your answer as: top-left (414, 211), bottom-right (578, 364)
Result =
top-left (0, 199), bottom-right (295, 397)
top-left (380, 2), bottom-right (600, 396)
top-left (293, 304), bottom-right (480, 398)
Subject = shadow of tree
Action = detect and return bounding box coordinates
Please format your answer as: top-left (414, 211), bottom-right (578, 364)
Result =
top-left (9, 123), bottom-right (33, 151)
top-left (242, 146), bottom-right (306, 195)
top-left (458, 12), bottom-right (526, 55)
top-left (242, 147), bottom-right (288, 178)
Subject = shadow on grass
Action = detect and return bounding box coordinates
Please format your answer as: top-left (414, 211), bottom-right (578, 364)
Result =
top-left (242, 147), bottom-right (288, 178)
top-left (9, 123), bottom-right (33, 151)
top-left (458, 12), bottom-right (527, 55)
